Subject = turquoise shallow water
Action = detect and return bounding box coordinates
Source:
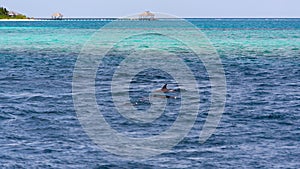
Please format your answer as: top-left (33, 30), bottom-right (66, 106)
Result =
top-left (0, 19), bottom-right (300, 168)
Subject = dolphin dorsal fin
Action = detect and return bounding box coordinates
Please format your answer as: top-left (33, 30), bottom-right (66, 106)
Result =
top-left (162, 84), bottom-right (167, 90)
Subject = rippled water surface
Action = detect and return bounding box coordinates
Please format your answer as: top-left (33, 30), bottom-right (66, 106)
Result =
top-left (0, 19), bottom-right (299, 168)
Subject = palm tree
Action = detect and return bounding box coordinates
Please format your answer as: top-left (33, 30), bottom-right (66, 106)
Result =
top-left (0, 7), bottom-right (9, 16)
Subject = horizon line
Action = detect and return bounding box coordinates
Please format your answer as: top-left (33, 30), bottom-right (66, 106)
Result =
top-left (32, 17), bottom-right (300, 19)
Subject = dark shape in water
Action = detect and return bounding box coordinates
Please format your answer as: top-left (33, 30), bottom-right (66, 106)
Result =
top-left (152, 84), bottom-right (179, 99)
top-left (161, 84), bottom-right (175, 93)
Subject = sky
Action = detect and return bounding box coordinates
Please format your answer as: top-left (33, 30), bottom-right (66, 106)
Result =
top-left (1, 0), bottom-right (300, 18)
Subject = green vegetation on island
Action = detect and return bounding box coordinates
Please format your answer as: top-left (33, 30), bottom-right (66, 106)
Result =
top-left (0, 7), bottom-right (27, 19)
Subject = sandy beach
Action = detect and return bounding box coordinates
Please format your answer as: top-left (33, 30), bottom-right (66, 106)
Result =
top-left (0, 18), bottom-right (36, 21)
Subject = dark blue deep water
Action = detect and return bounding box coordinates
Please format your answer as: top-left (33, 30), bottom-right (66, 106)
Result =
top-left (0, 19), bottom-right (299, 168)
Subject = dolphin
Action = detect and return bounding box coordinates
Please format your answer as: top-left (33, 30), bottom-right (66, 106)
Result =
top-left (160, 84), bottom-right (176, 93)
top-left (125, 84), bottom-right (179, 106)
top-left (152, 84), bottom-right (178, 99)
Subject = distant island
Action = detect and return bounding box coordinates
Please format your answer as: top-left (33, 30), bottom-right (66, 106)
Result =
top-left (0, 7), bottom-right (27, 19)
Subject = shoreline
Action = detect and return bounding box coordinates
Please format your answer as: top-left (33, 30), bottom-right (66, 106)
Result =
top-left (1, 18), bottom-right (299, 22)
top-left (0, 19), bottom-right (37, 21)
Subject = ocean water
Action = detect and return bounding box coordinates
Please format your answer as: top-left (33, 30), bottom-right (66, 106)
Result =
top-left (0, 19), bottom-right (300, 168)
